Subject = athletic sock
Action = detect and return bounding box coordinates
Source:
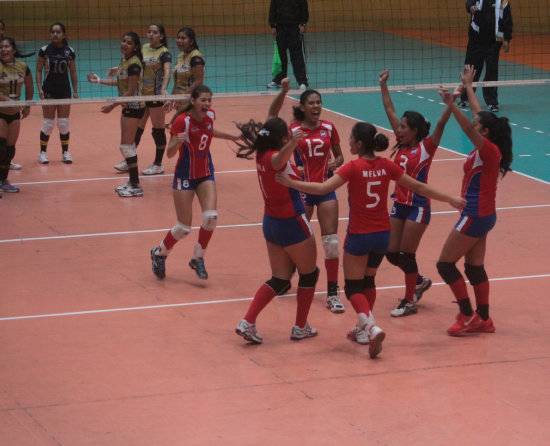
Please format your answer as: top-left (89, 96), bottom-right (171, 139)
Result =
top-left (244, 284), bottom-right (276, 324)
top-left (295, 286), bottom-right (315, 327)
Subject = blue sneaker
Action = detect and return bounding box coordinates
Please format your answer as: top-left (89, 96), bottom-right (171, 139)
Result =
top-left (1, 180), bottom-right (20, 193)
top-left (189, 257), bottom-right (208, 279)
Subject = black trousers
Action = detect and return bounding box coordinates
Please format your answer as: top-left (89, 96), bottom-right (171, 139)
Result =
top-left (461, 37), bottom-right (503, 106)
top-left (272, 24), bottom-right (308, 86)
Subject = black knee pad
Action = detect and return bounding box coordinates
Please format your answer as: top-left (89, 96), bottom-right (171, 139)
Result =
top-left (152, 127), bottom-right (167, 147)
top-left (464, 263), bottom-right (488, 286)
top-left (436, 261), bottom-right (462, 284)
top-left (363, 275), bottom-right (375, 290)
top-left (134, 127), bottom-right (145, 146)
top-left (298, 267), bottom-right (319, 288)
top-left (344, 279), bottom-right (365, 300)
top-left (367, 252), bottom-right (385, 269)
top-left (6, 146), bottom-right (15, 162)
top-left (0, 138), bottom-right (7, 164)
top-left (265, 276), bottom-right (292, 295)
top-left (386, 251), bottom-right (400, 267)
top-left (399, 251), bottom-right (418, 274)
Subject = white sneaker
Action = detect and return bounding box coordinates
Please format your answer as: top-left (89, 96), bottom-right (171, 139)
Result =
top-left (113, 160), bottom-right (128, 172)
top-left (346, 325), bottom-right (369, 345)
top-left (367, 325), bottom-right (385, 359)
top-left (290, 322), bottom-right (318, 340)
top-left (390, 299), bottom-right (418, 317)
top-left (117, 184), bottom-right (143, 197)
top-left (326, 288), bottom-right (345, 313)
top-left (38, 152), bottom-right (49, 164)
top-left (62, 151), bottom-right (73, 164)
top-left (114, 182), bottom-right (130, 192)
top-left (142, 164), bottom-right (164, 175)
top-left (266, 81), bottom-right (282, 89)
top-left (299, 84), bottom-right (307, 90)
top-left (9, 162), bottom-right (21, 170)
top-left (236, 319), bottom-right (263, 344)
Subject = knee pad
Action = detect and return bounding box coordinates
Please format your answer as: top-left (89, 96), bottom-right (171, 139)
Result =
top-left (6, 146), bottom-right (15, 163)
top-left (386, 251), bottom-right (400, 267)
top-left (399, 252), bottom-right (418, 274)
top-left (436, 261), bottom-right (462, 285)
top-left (363, 275), bottom-right (375, 290)
top-left (134, 127), bottom-right (145, 146)
top-left (152, 127), bottom-right (167, 147)
top-left (201, 210), bottom-right (218, 231)
top-left (0, 139), bottom-right (7, 164)
top-left (120, 143), bottom-right (137, 159)
top-left (344, 279), bottom-right (365, 300)
top-left (57, 118), bottom-right (70, 134)
top-left (266, 276), bottom-right (291, 295)
top-left (41, 118), bottom-right (55, 136)
top-left (464, 263), bottom-right (488, 286)
top-left (298, 267), bottom-right (319, 288)
top-left (170, 221), bottom-right (191, 240)
top-left (367, 252), bottom-right (385, 269)
top-left (322, 234), bottom-right (339, 259)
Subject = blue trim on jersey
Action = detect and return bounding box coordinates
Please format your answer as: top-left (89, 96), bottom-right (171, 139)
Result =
top-left (463, 171), bottom-right (483, 216)
top-left (344, 231), bottom-right (390, 256)
top-left (411, 164), bottom-right (430, 208)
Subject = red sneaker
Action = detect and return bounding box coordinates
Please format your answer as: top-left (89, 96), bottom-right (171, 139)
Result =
top-left (470, 316), bottom-right (496, 333)
top-left (447, 312), bottom-right (482, 336)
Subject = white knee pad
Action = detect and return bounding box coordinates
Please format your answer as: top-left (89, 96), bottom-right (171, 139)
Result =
top-left (120, 143), bottom-right (137, 158)
top-left (41, 118), bottom-right (55, 136)
top-left (322, 234), bottom-right (339, 259)
top-left (171, 221), bottom-right (191, 240)
top-left (57, 118), bottom-right (70, 134)
top-left (202, 210), bottom-right (218, 231)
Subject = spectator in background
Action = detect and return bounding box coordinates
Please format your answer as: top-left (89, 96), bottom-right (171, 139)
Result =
top-left (266, 0), bottom-right (309, 90)
top-left (458, 0), bottom-right (513, 112)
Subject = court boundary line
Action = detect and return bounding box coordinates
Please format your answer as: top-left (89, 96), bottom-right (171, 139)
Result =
top-left (1, 274), bottom-right (548, 322)
top-left (1, 204), bottom-right (549, 244)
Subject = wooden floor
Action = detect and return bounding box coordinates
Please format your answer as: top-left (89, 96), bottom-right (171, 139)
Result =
top-left (1, 98), bottom-right (550, 445)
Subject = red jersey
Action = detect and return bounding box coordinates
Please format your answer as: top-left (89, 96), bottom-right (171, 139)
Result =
top-left (337, 157), bottom-right (404, 234)
top-left (171, 110), bottom-right (216, 180)
top-left (290, 120), bottom-right (340, 182)
top-left (461, 137), bottom-right (501, 217)
top-left (392, 135), bottom-right (438, 207)
top-left (256, 150), bottom-right (306, 218)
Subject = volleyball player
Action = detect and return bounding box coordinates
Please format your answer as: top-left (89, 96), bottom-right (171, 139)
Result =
top-left (235, 78), bottom-right (319, 344)
top-left (114, 24), bottom-right (172, 175)
top-left (36, 22), bottom-right (78, 164)
top-left (277, 121), bottom-right (465, 358)
top-left (290, 89), bottom-right (345, 313)
top-left (0, 37), bottom-right (34, 194)
top-left (379, 69), bottom-right (453, 317)
top-left (437, 65), bottom-right (513, 336)
top-left (87, 32), bottom-right (145, 197)
top-left (150, 85), bottom-right (241, 280)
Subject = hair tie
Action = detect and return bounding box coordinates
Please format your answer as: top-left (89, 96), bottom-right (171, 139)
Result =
top-left (374, 133), bottom-right (380, 138)
top-left (258, 128), bottom-right (270, 136)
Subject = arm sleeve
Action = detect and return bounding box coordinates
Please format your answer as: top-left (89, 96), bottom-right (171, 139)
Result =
top-left (160, 51), bottom-right (172, 64)
top-left (502, 2), bottom-right (513, 40)
top-left (127, 63), bottom-right (141, 77)
top-left (387, 159), bottom-right (406, 181)
top-left (301, 0), bottom-right (309, 24)
top-left (170, 114), bottom-right (186, 136)
top-left (269, 0), bottom-right (276, 27)
top-left (336, 161), bottom-right (354, 182)
top-left (466, 0), bottom-right (475, 13)
top-left (190, 55), bottom-right (205, 67)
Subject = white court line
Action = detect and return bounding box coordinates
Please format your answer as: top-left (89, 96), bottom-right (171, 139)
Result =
top-left (1, 274), bottom-right (548, 322)
top-left (2, 204), bottom-right (550, 244)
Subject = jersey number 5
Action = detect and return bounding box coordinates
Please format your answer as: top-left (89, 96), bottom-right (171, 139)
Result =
top-left (366, 181), bottom-right (381, 208)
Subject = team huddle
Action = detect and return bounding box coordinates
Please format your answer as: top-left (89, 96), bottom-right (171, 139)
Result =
top-left (0, 21), bottom-right (513, 359)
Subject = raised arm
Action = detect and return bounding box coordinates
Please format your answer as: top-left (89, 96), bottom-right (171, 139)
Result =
top-left (270, 128), bottom-right (302, 171)
top-left (379, 69), bottom-right (400, 133)
top-left (460, 64), bottom-right (482, 116)
top-left (266, 77), bottom-right (290, 120)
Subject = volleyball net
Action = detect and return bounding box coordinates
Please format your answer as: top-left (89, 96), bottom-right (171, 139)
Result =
top-left (1, 0), bottom-right (549, 107)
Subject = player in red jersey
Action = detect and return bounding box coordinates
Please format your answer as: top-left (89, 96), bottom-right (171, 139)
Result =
top-left (278, 121), bottom-right (464, 358)
top-left (437, 65), bottom-right (512, 336)
top-left (379, 69), bottom-right (454, 318)
top-left (290, 89), bottom-right (345, 313)
top-left (235, 78), bottom-right (319, 344)
top-left (149, 85), bottom-right (240, 280)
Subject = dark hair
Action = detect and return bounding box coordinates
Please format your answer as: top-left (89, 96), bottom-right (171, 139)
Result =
top-left (391, 110), bottom-right (430, 155)
top-left (172, 84), bottom-right (213, 120)
top-left (292, 89), bottom-right (321, 122)
top-left (477, 111), bottom-right (513, 177)
top-left (1, 36), bottom-right (34, 58)
top-left (123, 31), bottom-right (143, 62)
top-left (150, 23), bottom-right (168, 47)
top-left (50, 22), bottom-right (68, 46)
top-left (235, 117), bottom-right (289, 158)
top-left (352, 122), bottom-right (389, 156)
top-left (177, 27), bottom-right (199, 51)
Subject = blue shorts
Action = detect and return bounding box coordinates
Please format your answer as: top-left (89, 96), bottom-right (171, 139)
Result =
top-left (344, 231), bottom-right (390, 256)
top-left (390, 202), bottom-right (431, 225)
top-left (455, 212), bottom-right (496, 238)
top-left (303, 191), bottom-right (337, 207)
top-left (173, 174), bottom-right (215, 191)
top-left (263, 213), bottom-right (313, 247)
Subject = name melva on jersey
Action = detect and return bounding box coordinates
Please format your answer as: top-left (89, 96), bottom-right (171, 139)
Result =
top-left (362, 168), bottom-right (387, 178)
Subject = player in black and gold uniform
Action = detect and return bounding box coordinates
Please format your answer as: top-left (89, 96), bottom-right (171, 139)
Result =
top-left (36, 22), bottom-right (78, 164)
top-left (0, 37), bottom-right (34, 194)
top-left (88, 32), bottom-right (145, 197)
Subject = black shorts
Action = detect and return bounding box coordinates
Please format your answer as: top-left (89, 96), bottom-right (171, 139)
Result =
top-left (0, 111), bottom-right (21, 124)
top-left (43, 87), bottom-right (72, 100)
top-left (122, 108), bottom-right (146, 119)
top-left (145, 101), bottom-right (164, 108)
